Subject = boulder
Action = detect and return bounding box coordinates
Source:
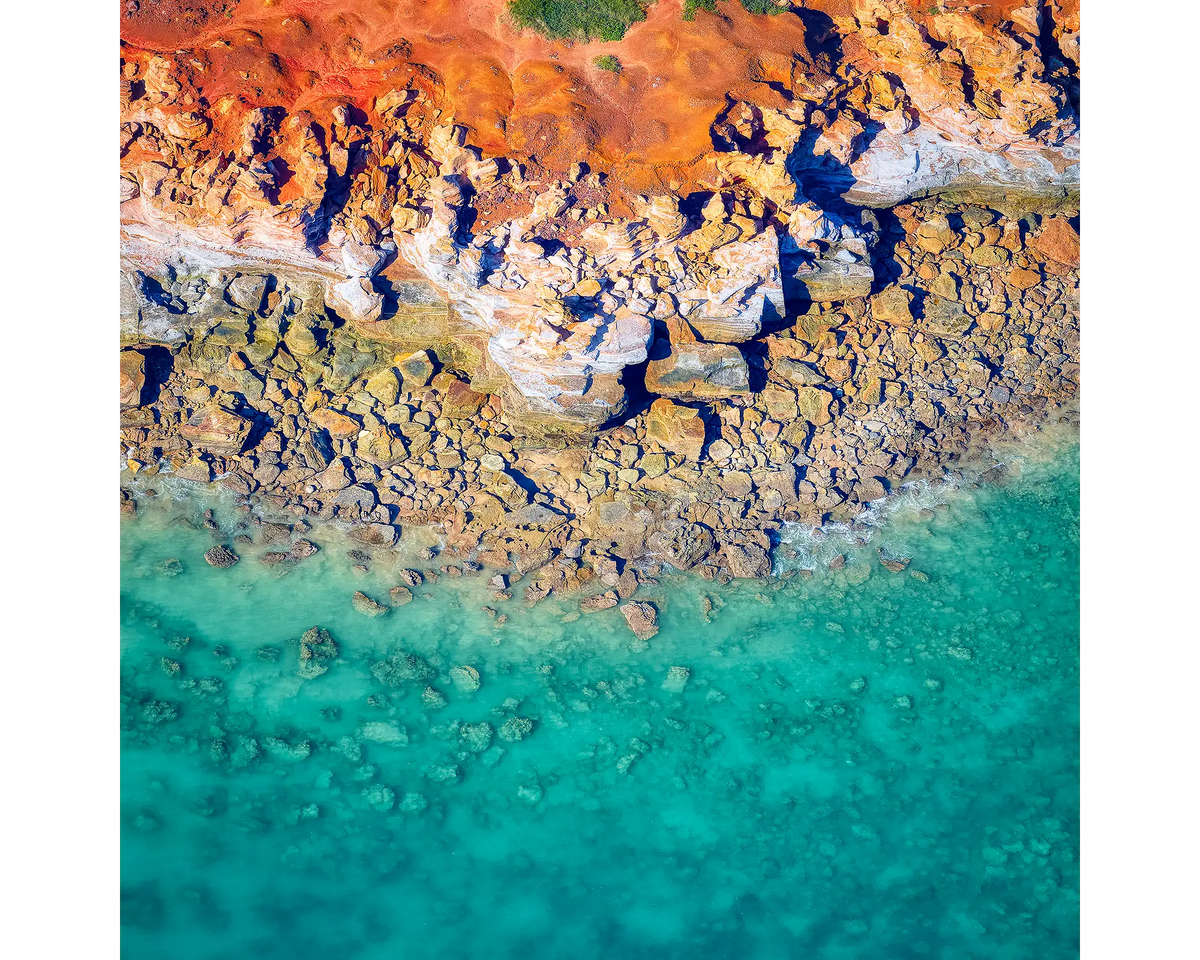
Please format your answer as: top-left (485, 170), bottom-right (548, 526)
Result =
top-left (203, 545), bottom-right (239, 568)
top-left (397, 350), bottom-right (435, 387)
top-left (327, 277), bottom-right (383, 324)
top-left (621, 602), bottom-right (659, 641)
top-left (722, 541), bottom-right (772, 579)
top-left (1007, 267), bottom-right (1043, 291)
top-left (439, 377), bottom-right (487, 419)
top-left (357, 428), bottom-right (408, 466)
top-left (341, 241), bottom-right (388, 278)
top-left (179, 405), bottom-right (251, 455)
top-left (365, 368), bottom-right (401, 406)
top-left (290, 539), bottom-right (319, 559)
top-left (174, 458), bottom-right (213, 483)
top-left (347, 523), bottom-right (399, 547)
top-left (227, 274), bottom-right (266, 312)
top-left (644, 399), bottom-right (706, 461)
top-left (793, 250), bottom-right (874, 302)
top-left (762, 385), bottom-right (798, 420)
top-left (751, 465), bottom-right (799, 506)
top-left (870, 287), bottom-right (914, 326)
top-left (773, 358), bottom-right (825, 387)
top-left (581, 591), bottom-right (620, 612)
top-left (795, 387), bottom-right (834, 426)
top-left (969, 245), bottom-right (1009, 267)
top-left (645, 342), bottom-right (749, 399)
top-left (311, 408), bottom-right (360, 439)
top-left (646, 520), bottom-right (715, 570)
top-left (1033, 218), bottom-right (1079, 266)
top-left (921, 297), bottom-right (972, 339)
top-left (120, 350), bottom-right (145, 407)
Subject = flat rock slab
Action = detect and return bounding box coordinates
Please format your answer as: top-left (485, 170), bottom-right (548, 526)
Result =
top-left (621, 601), bottom-right (659, 640)
top-left (793, 256), bottom-right (874, 302)
top-left (645, 342), bottom-right (749, 399)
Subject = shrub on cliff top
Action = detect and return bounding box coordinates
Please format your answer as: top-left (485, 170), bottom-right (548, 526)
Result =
top-left (738, 0), bottom-right (788, 13)
top-left (682, 0), bottom-right (718, 18)
top-left (508, 0), bottom-right (650, 41)
top-left (684, 0), bottom-right (789, 19)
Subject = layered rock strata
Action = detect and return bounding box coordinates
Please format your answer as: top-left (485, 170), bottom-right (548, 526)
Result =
top-left (121, 198), bottom-right (1080, 586)
top-left (120, 0), bottom-right (1078, 431)
top-left (120, 2), bottom-right (1080, 585)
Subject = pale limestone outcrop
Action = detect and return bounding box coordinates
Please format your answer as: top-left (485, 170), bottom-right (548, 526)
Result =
top-left (797, 0), bottom-right (1079, 206)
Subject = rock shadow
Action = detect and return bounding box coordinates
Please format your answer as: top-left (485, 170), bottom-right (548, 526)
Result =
top-left (139, 346), bottom-right (175, 406)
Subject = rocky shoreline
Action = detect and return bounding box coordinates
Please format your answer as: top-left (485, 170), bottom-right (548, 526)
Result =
top-left (120, 1), bottom-right (1080, 594)
top-left (121, 192), bottom-right (1079, 591)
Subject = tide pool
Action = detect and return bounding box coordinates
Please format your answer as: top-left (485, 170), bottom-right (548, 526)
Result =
top-left (121, 445), bottom-right (1079, 959)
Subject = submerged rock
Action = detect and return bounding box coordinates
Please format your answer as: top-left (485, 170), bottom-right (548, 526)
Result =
top-left (158, 558), bottom-right (183, 577)
top-left (389, 585), bottom-right (414, 606)
top-left (498, 716), bottom-right (535, 742)
top-left (203, 545), bottom-right (239, 568)
top-left (298, 626), bottom-right (339, 679)
top-left (352, 591), bottom-right (390, 617)
top-left (399, 792), bottom-right (429, 814)
top-left (372, 650), bottom-right (436, 687)
top-left (421, 686), bottom-right (448, 709)
top-left (459, 722), bottom-right (494, 753)
top-left (425, 764), bottom-right (463, 784)
top-left (621, 602), bottom-right (659, 641)
top-left (359, 721), bottom-right (409, 746)
top-left (450, 664), bottom-right (482, 693)
top-left (662, 666), bottom-right (691, 694)
top-left (361, 784), bottom-right (396, 812)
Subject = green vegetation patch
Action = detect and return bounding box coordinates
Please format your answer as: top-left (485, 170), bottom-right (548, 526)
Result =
top-left (593, 54), bottom-right (623, 73)
top-left (738, 0), bottom-right (787, 14)
top-left (683, 0), bottom-right (788, 20)
top-left (508, 0), bottom-right (651, 41)
top-left (682, 0), bottom-right (718, 18)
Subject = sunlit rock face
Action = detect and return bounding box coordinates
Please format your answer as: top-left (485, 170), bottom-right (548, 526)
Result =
top-left (792, 0), bottom-right (1079, 207)
top-left (119, 0), bottom-right (1078, 431)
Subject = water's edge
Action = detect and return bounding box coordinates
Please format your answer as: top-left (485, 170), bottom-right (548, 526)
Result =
top-left (121, 442), bottom-right (1080, 959)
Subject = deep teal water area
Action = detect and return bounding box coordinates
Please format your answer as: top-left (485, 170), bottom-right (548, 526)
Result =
top-left (121, 445), bottom-right (1080, 960)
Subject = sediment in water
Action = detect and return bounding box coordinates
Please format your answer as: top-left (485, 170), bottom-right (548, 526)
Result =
top-left (120, 442), bottom-right (1080, 958)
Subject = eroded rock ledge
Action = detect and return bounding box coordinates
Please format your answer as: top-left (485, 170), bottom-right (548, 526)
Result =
top-left (120, 1), bottom-right (1080, 583)
top-left (121, 196), bottom-right (1080, 585)
top-left (121, 0), bottom-right (1078, 430)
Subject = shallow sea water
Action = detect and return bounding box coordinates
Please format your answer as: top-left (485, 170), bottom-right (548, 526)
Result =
top-left (121, 445), bottom-right (1080, 960)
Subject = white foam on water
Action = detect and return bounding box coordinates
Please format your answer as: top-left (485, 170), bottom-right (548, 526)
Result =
top-left (775, 470), bottom-right (980, 575)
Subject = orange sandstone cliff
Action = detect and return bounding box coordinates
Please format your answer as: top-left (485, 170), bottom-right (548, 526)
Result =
top-left (120, 0), bottom-right (1079, 429)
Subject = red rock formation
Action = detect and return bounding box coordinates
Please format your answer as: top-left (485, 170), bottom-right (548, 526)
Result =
top-left (120, 0), bottom-right (1079, 429)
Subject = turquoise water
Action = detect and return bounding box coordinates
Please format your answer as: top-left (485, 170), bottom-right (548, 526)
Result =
top-left (121, 445), bottom-right (1079, 959)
